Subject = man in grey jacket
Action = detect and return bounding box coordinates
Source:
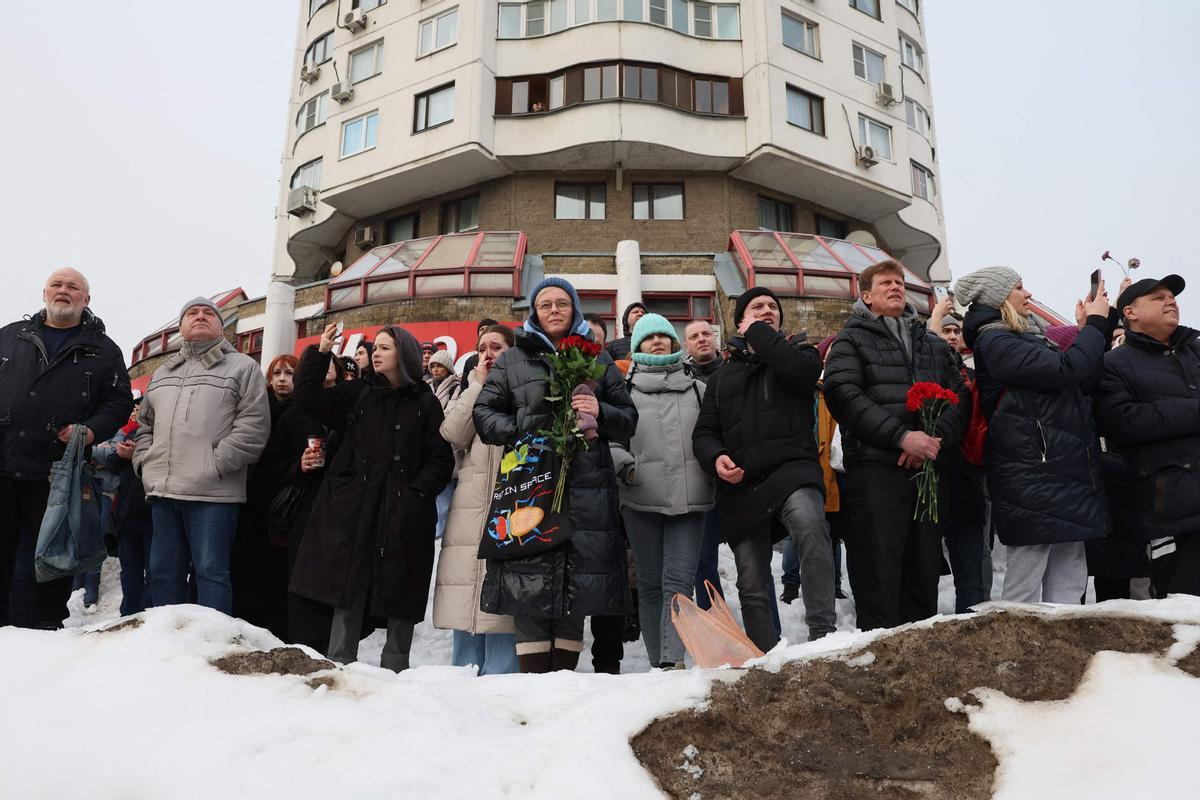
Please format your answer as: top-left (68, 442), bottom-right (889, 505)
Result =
top-left (134, 297), bottom-right (269, 614)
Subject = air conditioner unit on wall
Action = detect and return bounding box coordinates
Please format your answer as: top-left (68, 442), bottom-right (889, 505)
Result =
top-left (874, 82), bottom-right (898, 106)
top-left (354, 226), bottom-right (375, 247)
top-left (331, 82), bottom-right (354, 103)
top-left (287, 186), bottom-right (318, 216)
top-left (344, 9), bottom-right (367, 31)
top-left (299, 63), bottom-right (320, 83)
top-left (857, 145), bottom-right (879, 167)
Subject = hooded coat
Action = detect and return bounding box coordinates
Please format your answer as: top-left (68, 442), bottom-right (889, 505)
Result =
top-left (823, 299), bottom-right (969, 470)
top-left (603, 302), bottom-right (648, 361)
top-left (0, 309), bottom-right (132, 480)
top-left (473, 281), bottom-right (638, 619)
top-left (1095, 325), bottom-right (1200, 541)
top-left (432, 376), bottom-right (513, 634)
top-left (963, 306), bottom-right (1109, 546)
top-left (692, 321), bottom-right (824, 545)
top-left (289, 332), bottom-right (454, 621)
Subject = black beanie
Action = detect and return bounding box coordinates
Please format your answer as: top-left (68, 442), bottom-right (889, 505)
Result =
top-left (734, 287), bottom-right (783, 327)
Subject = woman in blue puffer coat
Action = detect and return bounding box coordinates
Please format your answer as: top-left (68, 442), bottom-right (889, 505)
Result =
top-left (957, 266), bottom-right (1113, 604)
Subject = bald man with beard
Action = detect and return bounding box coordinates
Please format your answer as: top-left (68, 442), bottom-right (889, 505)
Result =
top-left (0, 268), bottom-right (133, 628)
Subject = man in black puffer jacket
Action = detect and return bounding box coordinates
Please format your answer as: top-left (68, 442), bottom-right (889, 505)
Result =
top-left (0, 269), bottom-right (133, 628)
top-left (693, 287), bottom-right (836, 649)
top-left (1095, 274), bottom-right (1200, 596)
top-left (824, 261), bottom-right (968, 630)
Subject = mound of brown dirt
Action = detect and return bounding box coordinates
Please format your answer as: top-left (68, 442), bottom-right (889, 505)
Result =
top-left (633, 610), bottom-right (1190, 800)
top-left (212, 647), bottom-right (334, 677)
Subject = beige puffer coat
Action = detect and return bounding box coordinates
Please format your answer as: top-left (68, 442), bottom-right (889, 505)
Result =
top-left (431, 377), bottom-right (513, 634)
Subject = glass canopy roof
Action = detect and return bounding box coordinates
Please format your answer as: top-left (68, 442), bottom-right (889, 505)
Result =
top-left (729, 231), bottom-right (934, 312)
top-left (327, 231), bottom-right (526, 310)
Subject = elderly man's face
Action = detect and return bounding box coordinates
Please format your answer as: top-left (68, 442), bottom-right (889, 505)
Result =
top-left (43, 269), bottom-right (90, 327)
top-left (180, 305), bottom-right (222, 342)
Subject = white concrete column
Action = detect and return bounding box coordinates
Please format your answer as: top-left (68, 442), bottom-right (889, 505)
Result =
top-left (260, 280), bottom-right (297, 371)
top-left (614, 239), bottom-right (643, 337)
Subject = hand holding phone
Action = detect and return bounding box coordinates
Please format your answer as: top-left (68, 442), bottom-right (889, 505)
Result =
top-left (1088, 269), bottom-right (1102, 302)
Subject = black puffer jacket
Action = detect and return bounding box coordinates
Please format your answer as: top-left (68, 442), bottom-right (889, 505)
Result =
top-left (1095, 325), bottom-right (1200, 541)
top-left (0, 310), bottom-right (132, 479)
top-left (473, 331), bottom-right (638, 619)
top-left (964, 306), bottom-right (1109, 546)
top-left (692, 321), bottom-right (823, 545)
top-left (824, 301), bottom-right (969, 470)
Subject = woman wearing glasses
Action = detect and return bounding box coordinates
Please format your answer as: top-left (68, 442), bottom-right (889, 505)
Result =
top-left (473, 277), bottom-right (638, 672)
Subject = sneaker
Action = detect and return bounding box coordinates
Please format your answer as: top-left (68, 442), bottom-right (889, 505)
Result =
top-left (780, 584), bottom-right (800, 604)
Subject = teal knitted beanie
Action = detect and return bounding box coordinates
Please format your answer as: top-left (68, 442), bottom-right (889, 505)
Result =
top-left (630, 313), bottom-right (679, 355)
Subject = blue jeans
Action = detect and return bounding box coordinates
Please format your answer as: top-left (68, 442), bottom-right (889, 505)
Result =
top-left (435, 478), bottom-right (457, 540)
top-left (783, 528), bottom-right (844, 590)
top-left (149, 499), bottom-right (239, 614)
top-left (624, 508), bottom-right (706, 666)
top-left (694, 509), bottom-right (724, 609)
top-left (452, 630), bottom-right (519, 675)
top-left (118, 522), bottom-right (153, 616)
top-left (72, 494), bottom-right (112, 605)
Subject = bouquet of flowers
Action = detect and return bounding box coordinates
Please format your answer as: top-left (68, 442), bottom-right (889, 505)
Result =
top-left (905, 381), bottom-right (961, 523)
top-left (541, 335), bottom-right (608, 513)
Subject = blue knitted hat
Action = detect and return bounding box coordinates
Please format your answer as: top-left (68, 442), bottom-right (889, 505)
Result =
top-left (525, 276), bottom-right (590, 346)
top-left (630, 313), bottom-right (681, 363)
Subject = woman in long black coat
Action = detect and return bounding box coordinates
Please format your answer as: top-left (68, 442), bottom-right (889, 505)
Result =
top-left (473, 277), bottom-right (637, 673)
top-left (290, 323), bottom-right (453, 672)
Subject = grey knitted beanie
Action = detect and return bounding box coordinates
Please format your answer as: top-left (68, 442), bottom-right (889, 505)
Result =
top-left (953, 267), bottom-right (1022, 309)
top-left (179, 296), bottom-right (221, 323)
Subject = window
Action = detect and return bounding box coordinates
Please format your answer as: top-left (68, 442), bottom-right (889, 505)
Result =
top-left (852, 43), bottom-right (886, 84)
top-left (499, 4), bottom-right (522, 37)
top-left (633, 183), bottom-right (683, 220)
top-left (911, 161), bottom-right (934, 200)
top-left (650, 0), bottom-right (667, 25)
top-left (693, 2), bottom-right (711, 36)
top-left (758, 197), bottom-right (794, 232)
top-left (349, 41), bottom-right (383, 83)
top-left (643, 292), bottom-right (716, 339)
top-left (415, 83), bottom-right (454, 131)
top-left (623, 0), bottom-right (642, 21)
top-left (441, 194), bottom-right (480, 233)
top-left (526, 1), bottom-right (545, 34)
top-left (715, 5), bottom-right (738, 38)
top-left (782, 13), bottom-right (818, 58)
top-left (849, 0), bottom-right (880, 19)
top-left (419, 8), bottom-right (459, 55)
top-left (597, 0), bottom-right (617, 20)
top-left (549, 75), bottom-right (565, 109)
top-left (575, 0), bottom-right (591, 24)
top-left (785, 86), bottom-right (824, 135)
top-left (897, 0), bottom-right (918, 15)
top-left (304, 31), bottom-right (333, 65)
top-left (904, 98), bottom-right (930, 135)
top-left (290, 158), bottom-right (322, 190)
top-left (583, 65), bottom-right (619, 100)
top-left (512, 80), bottom-right (530, 113)
top-left (237, 330), bottom-right (265, 363)
top-left (858, 114), bottom-right (893, 160)
top-left (694, 79), bottom-right (728, 114)
top-left (815, 214), bottom-right (847, 240)
top-left (899, 35), bottom-right (924, 72)
top-left (555, 183), bottom-right (606, 219)
top-left (386, 212), bottom-right (418, 243)
top-left (671, 0), bottom-right (688, 32)
top-left (353, 0), bottom-right (384, 9)
top-left (341, 111), bottom-right (379, 157)
top-left (550, 0), bottom-right (569, 31)
top-left (309, 0), bottom-right (333, 18)
top-left (296, 92), bottom-right (327, 134)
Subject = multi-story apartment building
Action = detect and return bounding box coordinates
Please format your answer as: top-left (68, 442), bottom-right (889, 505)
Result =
top-left (130, 0), bottom-right (958, 380)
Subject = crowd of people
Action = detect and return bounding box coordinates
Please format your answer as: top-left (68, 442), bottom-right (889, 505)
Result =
top-left (0, 262), bottom-right (1194, 675)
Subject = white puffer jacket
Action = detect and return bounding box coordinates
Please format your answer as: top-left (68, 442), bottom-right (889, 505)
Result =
top-left (431, 377), bottom-right (513, 634)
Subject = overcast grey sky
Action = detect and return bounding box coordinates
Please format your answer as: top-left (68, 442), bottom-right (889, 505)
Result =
top-left (2, 1), bottom-right (1197, 357)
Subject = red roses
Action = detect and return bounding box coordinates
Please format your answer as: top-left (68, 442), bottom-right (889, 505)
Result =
top-left (557, 335), bottom-right (602, 359)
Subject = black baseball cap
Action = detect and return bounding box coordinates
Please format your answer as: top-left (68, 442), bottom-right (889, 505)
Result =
top-left (420, 341), bottom-right (437, 353)
top-left (1116, 275), bottom-right (1185, 316)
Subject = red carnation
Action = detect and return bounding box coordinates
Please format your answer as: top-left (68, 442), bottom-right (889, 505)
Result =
top-left (904, 382), bottom-right (960, 523)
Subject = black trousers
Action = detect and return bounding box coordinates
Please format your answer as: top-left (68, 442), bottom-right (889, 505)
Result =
top-left (1152, 534), bottom-right (1200, 598)
top-left (0, 477), bottom-right (72, 628)
top-left (589, 614), bottom-right (625, 673)
top-left (844, 464), bottom-right (944, 631)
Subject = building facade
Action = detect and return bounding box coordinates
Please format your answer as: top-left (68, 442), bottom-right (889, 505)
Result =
top-left (131, 0), bottom-right (953, 380)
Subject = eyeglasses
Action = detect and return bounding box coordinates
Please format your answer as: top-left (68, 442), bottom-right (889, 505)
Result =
top-left (535, 301), bottom-right (574, 313)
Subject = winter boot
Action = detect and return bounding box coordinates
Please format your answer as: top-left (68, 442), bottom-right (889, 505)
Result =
top-left (518, 651), bottom-right (552, 674)
top-left (780, 584), bottom-right (800, 604)
top-left (551, 648), bottom-right (581, 672)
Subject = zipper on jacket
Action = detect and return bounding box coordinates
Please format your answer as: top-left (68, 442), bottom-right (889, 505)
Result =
top-left (1034, 420), bottom-right (1048, 462)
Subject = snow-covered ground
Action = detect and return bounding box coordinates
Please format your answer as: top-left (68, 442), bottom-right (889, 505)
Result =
top-left (9, 546), bottom-right (1198, 799)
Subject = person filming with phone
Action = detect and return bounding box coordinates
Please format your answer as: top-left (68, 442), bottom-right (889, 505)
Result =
top-left (957, 266), bottom-right (1116, 605)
